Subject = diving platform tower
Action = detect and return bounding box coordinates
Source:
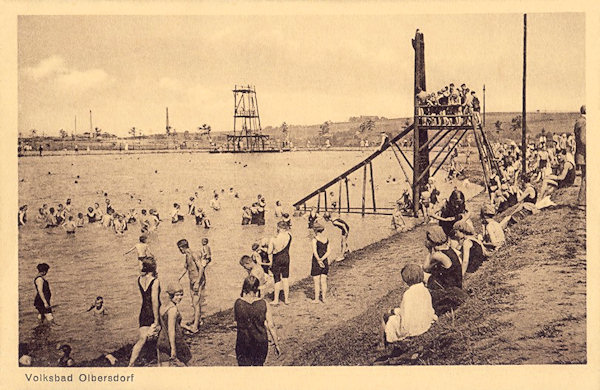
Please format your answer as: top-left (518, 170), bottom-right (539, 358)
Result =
top-left (293, 30), bottom-right (497, 216)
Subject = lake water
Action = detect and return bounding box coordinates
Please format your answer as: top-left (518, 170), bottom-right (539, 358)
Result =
top-left (18, 150), bottom-right (481, 365)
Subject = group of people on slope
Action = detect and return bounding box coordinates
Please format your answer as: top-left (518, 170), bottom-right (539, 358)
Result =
top-left (416, 83), bottom-right (482, 126)
top-left (382, 105), bottom-right (586, 347)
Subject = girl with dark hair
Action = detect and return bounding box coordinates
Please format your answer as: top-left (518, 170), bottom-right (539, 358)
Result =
top-left (234, 275), bottom-right (280, 366)
top-left (310, 223), bottom-right (330, 303)
top-left (430, 188), bottom-right (469, 236)
top-left (128, 257), bottom-right (161, 366)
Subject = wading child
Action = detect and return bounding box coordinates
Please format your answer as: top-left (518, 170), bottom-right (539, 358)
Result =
top-left (124, 235), bottom-right (152, 261)
top-left (383, 263), bottom-right (437, 346)
top-left (63, 216), bottom-right (76, 235)
top-left (171, 203), bottom-right (184, 224)
top-left (76, 212), bottom-right (85, 227)
top-left (201, 238), bottom-right (212, 265)
top-left (34, 263), bottom-right (54, 323)
top-left (86, 296), bottom-right (107, 316)
top-left (241, 206), bottom-right (251, 225)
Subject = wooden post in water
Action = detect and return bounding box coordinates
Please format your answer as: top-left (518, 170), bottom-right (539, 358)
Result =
top-left (369, 162), bottom-right (376, 212)
top-left (316, 191), bottom-right (321, 213)
top-left (345, 177), bottom-right (350, 213)
top-left (522, 14), bottom-right (528, 176)
top-left (362, 165), bottom-right (367, 216)
top-left (338, 181), bottom-right (342, 214)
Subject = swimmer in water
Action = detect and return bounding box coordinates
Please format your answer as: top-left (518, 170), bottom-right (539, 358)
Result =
top-left (63, 215), bottom-right (76, 235)
top-left (94, 203), bottom-right (104, 220)
top-left (101, 209), bottom-right (114, 228)
top-left (241, 206), bottom-right (251, 225)
top-left (274, 201), bottom-right (283, 218)
top-left (86, 296), bottom-right (107, 316)
top-left (188, 197), bottom-right (196, 215)
top-left (171, 203), bottom-right (184, 223)
top-left (45, 207), bottom-right (57, 228)
top-left (210, 194), bottom-right (221, 211)
top-left (76, 212), bottom-right (85, 227)
top-left (113, 214), bottom-right (126, 235)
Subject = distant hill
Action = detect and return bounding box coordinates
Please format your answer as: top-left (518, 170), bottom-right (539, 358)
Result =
top-left (259, 112), bottom-right (579, 147)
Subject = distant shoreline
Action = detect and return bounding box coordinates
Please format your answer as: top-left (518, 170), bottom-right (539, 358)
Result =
top-left (18, 147), bottom-right (424, 158)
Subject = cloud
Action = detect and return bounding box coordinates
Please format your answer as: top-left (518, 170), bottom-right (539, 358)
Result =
top-left (23, 55), bottom-right (112, 91)
top-left (55, 68), bottom-right (112, 91)
top-left (24, 55), bottom-right (66, 80)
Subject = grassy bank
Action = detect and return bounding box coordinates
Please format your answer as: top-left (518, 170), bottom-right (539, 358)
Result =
top-left (287, 186), bottom-right (585, 365)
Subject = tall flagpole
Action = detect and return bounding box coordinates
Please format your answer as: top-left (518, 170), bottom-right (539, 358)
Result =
top-left (521, 14), bottom-right (527, 177)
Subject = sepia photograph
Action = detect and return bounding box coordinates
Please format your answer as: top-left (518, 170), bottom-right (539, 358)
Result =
top-left (2, 3), bottom-right (598, 389)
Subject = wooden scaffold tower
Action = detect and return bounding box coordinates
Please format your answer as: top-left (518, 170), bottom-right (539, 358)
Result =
top-left (226, 85), bottom-right (270, 152)
top-left (293, 29), bottom-right (498, 216)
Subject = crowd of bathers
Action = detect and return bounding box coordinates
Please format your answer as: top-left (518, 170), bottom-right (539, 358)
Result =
top-left (382, 105), bottom-right (586, 350)
top-left (18, 104), bottom-right (585, 366)
top-left (416, 83), bottom-right (482, 126)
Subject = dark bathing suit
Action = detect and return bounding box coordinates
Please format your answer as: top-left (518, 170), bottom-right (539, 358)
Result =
top-left (138, 277), bottom-right (161, 327)
top-left (310, 238), bottom-right (329, 276)
top-left (34, 276), bottom-right (52, 315)
top-left (234, 298), bottom-right (268, 366)
top-left (465, 239), bottom-right (486, 274)
top-left (260, 250), bottom-right (270, 274)
top-left (427, 248), bottom-right (463, 290)
top-left (427, 248), bottom-right (467, 315)
top-left (271, 233), bottom-right (292, 283)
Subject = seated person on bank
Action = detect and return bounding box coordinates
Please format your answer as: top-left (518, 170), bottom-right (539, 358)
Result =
top-left (383, 263), bottom-right (437, 346)
top-left (538, 149), bottom-right (576, 203)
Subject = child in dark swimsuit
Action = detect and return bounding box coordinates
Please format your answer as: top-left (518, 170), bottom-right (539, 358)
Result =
top-left (34, 263), bottom-right (54, 323)
top-left (310, 223), bottom-right (330, 303)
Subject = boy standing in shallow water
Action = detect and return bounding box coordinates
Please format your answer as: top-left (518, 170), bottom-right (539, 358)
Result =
top-left (124, 235), bottom-right (152, 260)
top-left (201, 238), bottom-right (212, 265)
top-left (177, 239), bottom-right (207, 332)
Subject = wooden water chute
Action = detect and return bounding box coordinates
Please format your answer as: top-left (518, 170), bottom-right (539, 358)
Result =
top-left (293, 125), bottom-right (415, 216)
top-left (293, 29), bottom-right (498, 217)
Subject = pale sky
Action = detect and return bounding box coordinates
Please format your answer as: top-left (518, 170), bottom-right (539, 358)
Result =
top-left (18, 13), bottom-right (585, 137)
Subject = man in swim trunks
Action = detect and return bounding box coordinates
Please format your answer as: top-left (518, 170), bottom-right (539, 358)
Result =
top-left (323, 212), bottom-right (350, 260)
top-left (177, 239), bottom-right (206, 332)
top-left (268, 221), bottom-right (292, 305)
